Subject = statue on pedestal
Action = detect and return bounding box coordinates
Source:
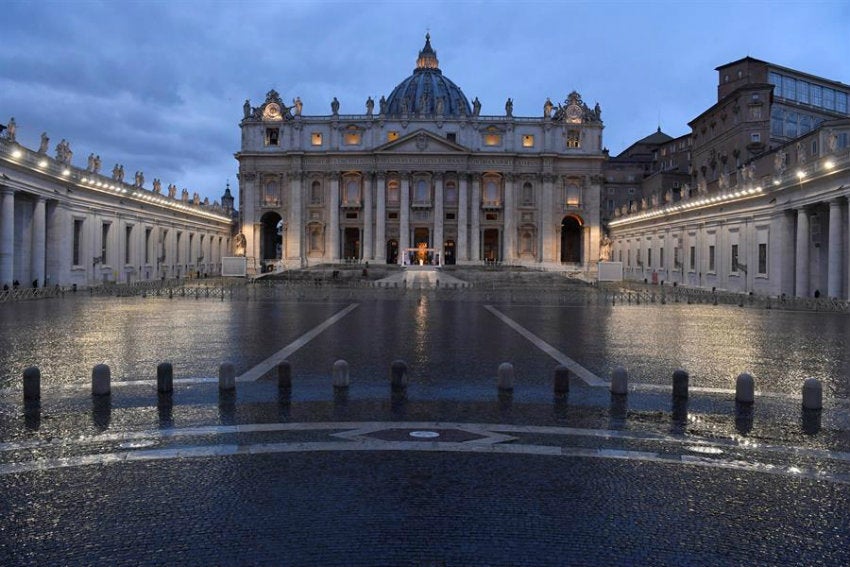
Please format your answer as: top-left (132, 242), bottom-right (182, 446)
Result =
top-left (366, 96), bottom-right (374, 116)
top-left (38, 132), bottom-right (49, 154)
top-left (293, 97), bottom-right (303, 116)
top-left (331, 97), bottom-right (339, 115)
top-left (544, 98), bottom-right (553, 118)
top-left (505, 98), bottom-right (513, 117)
top-left (472, 97), bottom-right (481, 116)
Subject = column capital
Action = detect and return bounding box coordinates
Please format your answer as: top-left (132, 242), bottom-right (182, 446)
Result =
top-left (376, 171), bottom-right (386, 181)
top-left (0, 186), bottom-right (14, 196)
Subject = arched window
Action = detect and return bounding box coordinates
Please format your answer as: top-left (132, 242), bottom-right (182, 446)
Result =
top-left (445, 181), bottom-right (457, 205)
top-left (345, 180), bottom-right (360, 204)
top-left (264, 181), bottom-right (279, 206)
top-left (387, 180), bottom-right (399, 204)
top-left (415, 179), bottom-right (429, 203)
top-left (522, 182), bottom-right (533, 206)
top-left (310, 181), bottom-right (322, 205)
top-left (566, 182), bottom-right (580, 206)
top-left (484, 180), bottom-right (499, 205)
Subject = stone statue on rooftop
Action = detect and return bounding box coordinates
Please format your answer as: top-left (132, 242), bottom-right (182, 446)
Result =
top-left (472, 97), bottom-right (481, 116)
top-left (505, 98), bottom-right (513, 117)
top-left (293, 97), bottom-right (303, 116)
top-left (93, 155), bottom-right (101, 174)
top-left (544, 98), bottom-right (553, 118)
top-left (379, 95), bottom-right (387, 114)
top-left (5, 117), bottom-right (16, 142)
top-left (243, 99), bottom-right (251, 119)
top-left (331, 97), bottom-right (339, 115)
top-left (38, 132), bottom-right (49, 154)
top-left (366, 96), bottom-right (374, 116)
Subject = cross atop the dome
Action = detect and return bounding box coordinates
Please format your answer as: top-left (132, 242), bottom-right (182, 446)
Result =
top-left (417, 32), bottom-right (439, 70)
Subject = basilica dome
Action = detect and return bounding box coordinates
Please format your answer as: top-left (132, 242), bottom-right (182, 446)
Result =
top-left (384, 34), bottom-right (472, 118)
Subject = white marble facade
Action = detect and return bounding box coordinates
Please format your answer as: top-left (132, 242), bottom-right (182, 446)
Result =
top-left (236, 35), bottom-right (604, 273)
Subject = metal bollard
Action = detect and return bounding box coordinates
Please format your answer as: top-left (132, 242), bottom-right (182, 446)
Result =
top-left (91, 363), bottom-right (111, 396)
top-left (735, 372), bottom-right (755, 404)
top-left (23, 366), bottom-right (41, 401)
top-left (553, 365), bottom-right (569, 395)
top-left (157, 362), bottom-right (174, 394)
top-left (219, 362), bottom-right (236, 391)
top-left (497, 362), bottom-right (515, 392)
top-left (610, 366), bottom-right (629, 396)
top-left (278, 361), bottom-right (292, 390)
top-left (672, 369), bottom-right (689, 399)
top-left (390, 360), bottom-right (408, 392)
top-left (333, 360), bottom-right (350, 389)
top-left (802, 377), bottom-right (822, 410)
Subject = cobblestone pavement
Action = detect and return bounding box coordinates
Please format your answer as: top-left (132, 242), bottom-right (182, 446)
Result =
top-left (1, 285), bottom-right (849, 566)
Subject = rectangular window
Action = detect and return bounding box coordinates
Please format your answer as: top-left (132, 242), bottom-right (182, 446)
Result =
top-left (522, 134), bottom-right (534, 148)
top-left (797, 80), bottom-right (809, 104)
top-left (387, 131), bottom-right (400, 142)
top-left (344, 130), bottom-right (361, 145)
top-left (125, 226), bottom-right (132, 264)
top-left (708, 245), bottom-right (716, 272)
top-left (647, 248), bottom-right (653, 268)
top-left (782, 76), bottom-right (796, 100)
top-left (823, 88), bottom-right (835, 111)
top-left (446, 132), bottom-right (457, 143)
top-left (145, 228), bottom-right (152, 264)
top-left (567, 130), bottom-right (580, 148)
top-left (690, 245), bottom-right (696, 270)
top-left (446, 212), bottom-right (456, 220)
top-left (265, 128), bottom-right (279, 146)
top-left (758, 243), bottom-right (767, 274)
top-left (311, 132), bottom-right (323, 146)
top-left (387, 211), bottom-right (398, 220)
top-left (660, 247), bottom-right (665, 269)
top-left (784, 111), bottom-right (797, 138)
top-left (484, 132), bottom-right (501, 146)
top-left (836, 92), bottom-right (848, 114)
top-left (770, 107), bottom-right (783, 136)
top-left (101, 223), bottom-right (110, 264)
top-left (176, 232), bottom-right (182, 263)
top-left (811, 85), bottom-right (822, 107)
top-left (73, 219), bottom-right (83, 265)
top-left (731, 244), bottom-right (739, 272)
top-left (751, 132), bottom-right (761, 143)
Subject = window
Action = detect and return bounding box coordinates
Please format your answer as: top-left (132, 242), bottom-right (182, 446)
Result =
top-left (522, 135), bottom-right (534, 148)
top-left (484, 180), bottom-right (500, 205)
top-left (73, 219), bottom-right (83, 265)
top-left (751, 132), bottom-right (761, 143)
top-left (311, 132), bottom-right (323, 146)
top-left (484, 127), bottom-right (501, 146)
top-left (758, 243), bottom-right (767, 274)
top-left (387, 131), bottom-right (400, 142)
top-left (690, 246), bottom-right (695, 270)
top-left (522, 182), bottom-right (533, 206)
top-left (344, 179), bottom-right (360, 205)
top-left (660, 247), bottom-right (665, 269)
top-left (145, 228), bottom-right (152, 264)
top-left (414, 180), bottom-right (429, 203)
top-left (446, 133), bottom-right (457, 143)
top-left (125, 226), bottom-right (133, 264)
top-left (101, 223), bottom-right (110, 264)
top-left (344, 126), bottom-right (361, 145)
top-left (708, 245), bottom-right (716, 272)
top-left (823, 88), bottom-right (835, 111)
top-left (647, 248), bottom-right (653, 268)
top-left (785, 111), bottom-right (797, 138)
top-left (565, 183), bottom-right (580, 206)
top-left (264, 181), bottom-right (279, 206)
top-left (731, 244), bottom-right (739, 272)
top-left (387, 211), bottom-right (398, 220)
top-left (750, 106), bottom-right (762, 120)
top-left (445, 182), bottom-right (457, 205)
top-left (387, 181), bottom-right (399, 205)
top-left (265, 128), bottom-right (279, 146)
top-left (189, 234), bottom-right (194, 263)
top-left (567, 130), bottom-right (580, 148)
top-left (310, 181), bottom-right (322, 205)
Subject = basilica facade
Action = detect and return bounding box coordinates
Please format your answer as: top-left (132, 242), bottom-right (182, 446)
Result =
top-left (236, 35), bottom-right (605, 273)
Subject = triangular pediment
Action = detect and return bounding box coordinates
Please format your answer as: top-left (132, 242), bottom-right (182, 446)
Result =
top-left (374, 129), bottom-right (470, 154)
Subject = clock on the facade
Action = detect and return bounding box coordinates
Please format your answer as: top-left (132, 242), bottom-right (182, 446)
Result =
top-left (565, 104), bottom-right (582, 123)
top-left (263, 103), bottom-right (282, 120)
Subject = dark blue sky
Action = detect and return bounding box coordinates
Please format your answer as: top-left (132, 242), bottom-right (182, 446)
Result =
top-left (2, 0), bottom-right (848, 203)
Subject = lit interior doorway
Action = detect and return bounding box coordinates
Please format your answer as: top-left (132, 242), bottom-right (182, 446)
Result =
top-left (343, 227), bottom-right (360, 260)
top-left (482, 229), bottom-right (500, 262)
top-left (560, 216), bottom-right (582, 263)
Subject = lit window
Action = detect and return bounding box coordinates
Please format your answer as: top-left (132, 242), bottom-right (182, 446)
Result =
top-left (387, 131), bottom-right (400, 142)
top-left (566, 183), bottom-right (580, 206)
top-left (265, 128), bottom-right (280, 146)
top-left (484, 127), bottom-right (501, 146)
top-left (567, 130), bottom-right (580, 148)
top-left (344, 126), bottom-right (361, 145)
top-left (522, 135), bottom-right (534, 148)
top-left (311, 133), bottom-right (323, 146)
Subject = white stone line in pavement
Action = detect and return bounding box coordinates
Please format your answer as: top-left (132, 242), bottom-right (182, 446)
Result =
top-left (483, 305), bottom-right (607, 386)
top-left (236, 303), bottom-right (360, 382)
top-left (1, 438), bottom-right (848, 485)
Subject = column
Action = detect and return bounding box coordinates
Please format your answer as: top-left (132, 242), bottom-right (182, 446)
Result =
top-left (27, 197), bottom-right (47, 287)
top-left (1, 188), bottom-right (14, 287)
top-left (399, 174), bottom-right (410, 264)
top-left (329, 174), bottom-right (340, 261)
top-left (541, 175), bottom-right (555, 263)
top-left (433, 173), bottom-right (444, 265)
top-left (470, 176), bottom-right (481, 261)
top-left (503, 174), bottom-right (515, 262)
top-left (827, 199), bottom-right (843, 298)
top-left (795, 208), bottom-right (809, 298)
top-left (362, 173), bottom-right (373, 261)
top-left (288, 173), bottom-right (302, 264)
top-left (375, 173), bottom-right (386, 262)
top-left (457, 175), bottom-right (468, 261)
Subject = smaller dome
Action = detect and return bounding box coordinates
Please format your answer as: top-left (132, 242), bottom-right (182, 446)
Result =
top-left (384, 34), bottom-right (471, 118)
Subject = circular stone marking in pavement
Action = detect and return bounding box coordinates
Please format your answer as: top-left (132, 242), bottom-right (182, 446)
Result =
top-left (409, 431), bottom-right (440, 439)
top-left (685, 445), bottom-right (724, 455)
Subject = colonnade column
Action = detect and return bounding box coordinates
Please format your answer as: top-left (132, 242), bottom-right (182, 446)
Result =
top-left (375, 173), bottom-right (386, 262)
top-left (470, 176), bottom-right (480, 261)
top-left (0, 188), bottom-right (14, 287)
top-left (399, 174), bottom-right (410, 264)
top-left (30, 197), bottom-right (45, 287)
top-left (288, 173), bottom-right (302, 265)
top-left (362, 173), bottom-right (373, 261)
top-left (795, 207), bottom-right (810, 298)
top-left (433, 173), bottom-right (443, 265)
top-left (503, 174), bottom-right (515, 262)
top-left (329, 174), bottom-right (340, 261)
top-left (457, 175), bottom-right (468, 261)
top-left (827, 199), bottom-right (843, 298)
top-left (541, 175), bottom-right (554, 263)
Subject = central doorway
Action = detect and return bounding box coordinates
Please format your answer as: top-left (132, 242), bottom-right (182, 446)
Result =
top-left (560, 216), bottom-right (582, 263)
top-left (483, 229), bottom-right (499, 262)
top-left (343, 227), bottom-right (360, 260)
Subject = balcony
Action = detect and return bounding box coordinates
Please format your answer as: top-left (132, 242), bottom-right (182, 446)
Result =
top-left (481, 200), bottom-right (502, 211)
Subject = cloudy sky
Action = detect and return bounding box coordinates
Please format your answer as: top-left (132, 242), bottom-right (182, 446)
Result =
top-left (2, 0), bottom-right (849, 204)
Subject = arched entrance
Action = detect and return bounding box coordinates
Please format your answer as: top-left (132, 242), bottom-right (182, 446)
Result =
top-left (560, 215), bottom-right (582, 263)
top-left (386, 239), bottom-right (398, 265)
top-left (260, 211), bottom-right (283, 263)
